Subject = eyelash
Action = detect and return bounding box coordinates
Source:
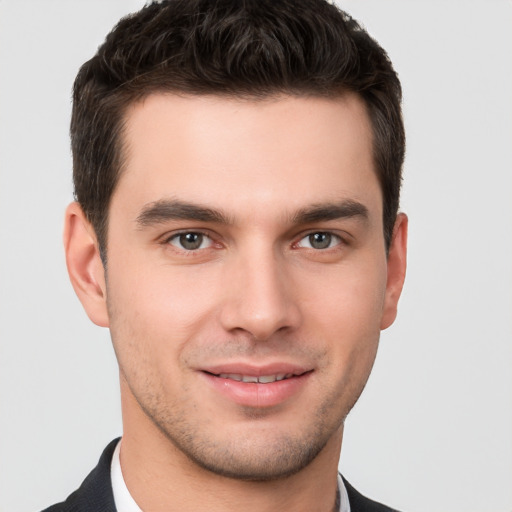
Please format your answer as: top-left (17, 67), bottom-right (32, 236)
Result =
top-left (294, 231), bottom-right (345, 250)
top-left (163, 230), bottom-right (216, 252)
top-left (162, 230), bottom-right (347, 253)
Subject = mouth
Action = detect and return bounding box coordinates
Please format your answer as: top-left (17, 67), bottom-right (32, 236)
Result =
top-left (206, 371), bottom-right (306, 383)
top-left (200, 365), bottom-right (313, 408)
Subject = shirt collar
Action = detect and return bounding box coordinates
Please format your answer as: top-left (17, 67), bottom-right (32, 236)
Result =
top-left (111, 439), bottom-right (143, 512)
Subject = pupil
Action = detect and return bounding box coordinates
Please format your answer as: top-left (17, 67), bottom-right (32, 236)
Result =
top-left (310, 232), bottom-right (331, 249)
top-left (180, 233), bottom-right (202, 250)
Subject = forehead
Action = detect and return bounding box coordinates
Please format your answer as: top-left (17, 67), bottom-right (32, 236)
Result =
top-left (114, 92), bottom-right (380, 221)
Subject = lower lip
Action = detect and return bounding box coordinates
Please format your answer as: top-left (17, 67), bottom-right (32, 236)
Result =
top-left (201, 372), bottom-right (312, 408)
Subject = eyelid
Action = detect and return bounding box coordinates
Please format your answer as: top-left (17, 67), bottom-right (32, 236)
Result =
top-left (162, 229), bottom-right (217, 250)
top-left (293, 230), bottom-right (347, 249)
top-left (159, 228), bottom-right (350, 251)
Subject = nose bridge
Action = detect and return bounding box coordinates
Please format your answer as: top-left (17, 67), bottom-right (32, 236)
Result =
top-left (220, 240), bottom-right (300, 340)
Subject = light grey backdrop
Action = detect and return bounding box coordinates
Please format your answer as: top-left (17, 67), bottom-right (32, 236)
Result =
top-left (0, 1), bottom-right (511, 511)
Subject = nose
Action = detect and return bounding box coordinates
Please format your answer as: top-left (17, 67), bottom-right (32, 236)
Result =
top-left (219, 247), bottom-right (302, 341)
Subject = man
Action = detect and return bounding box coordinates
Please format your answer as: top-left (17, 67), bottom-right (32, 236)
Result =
top-left (44, 0), bottom-right (407, 510)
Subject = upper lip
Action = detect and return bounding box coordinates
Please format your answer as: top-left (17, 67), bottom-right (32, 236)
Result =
top-left (200, 362), bottom-right (312, 378)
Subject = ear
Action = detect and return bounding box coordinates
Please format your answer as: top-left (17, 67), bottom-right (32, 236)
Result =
top-left (380, 213), bottom-right (408, 330)
top-left (63, 202), bottom-right (109, 327)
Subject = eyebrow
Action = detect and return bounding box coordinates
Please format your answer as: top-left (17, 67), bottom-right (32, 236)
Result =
top-left (292, 200), bottom-right (369, 224)
top-left (135, 198), bottom-right (368, 228)
top-left (136, 199), bottom-right (231, 227)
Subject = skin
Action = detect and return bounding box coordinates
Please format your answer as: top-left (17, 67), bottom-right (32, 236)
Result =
top-left (64, 93), bottom-right (407, 512)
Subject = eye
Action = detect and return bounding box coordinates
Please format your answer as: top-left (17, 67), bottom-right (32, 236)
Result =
top-left (168, 232), bottom-right (213, 251)
top-left (296, 232), bottom-right (342, 250)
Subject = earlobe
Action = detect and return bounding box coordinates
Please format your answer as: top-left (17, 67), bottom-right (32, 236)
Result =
top-left (63, 202), bottom-right (110, 327)
top-left (380, 213), bottom-right (408, 330)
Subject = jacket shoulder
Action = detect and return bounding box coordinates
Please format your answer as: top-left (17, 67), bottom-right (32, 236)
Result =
top-left (40, 438), bottom-right (120, 512)
top-left (343, 476), bottom-right (402, 512)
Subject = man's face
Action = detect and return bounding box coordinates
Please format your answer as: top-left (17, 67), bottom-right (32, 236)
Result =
top-left (96, 93), bottom-right (404, 479)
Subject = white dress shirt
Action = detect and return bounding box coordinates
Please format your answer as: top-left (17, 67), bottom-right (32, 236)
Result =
top-left (111, 439), bottom-right (350, 512)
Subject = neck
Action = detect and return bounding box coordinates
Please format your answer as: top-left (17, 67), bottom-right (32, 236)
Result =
top-left (119, 383), bottom-right (343, 512)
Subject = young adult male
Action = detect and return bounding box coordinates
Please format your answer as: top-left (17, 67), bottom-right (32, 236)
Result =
top-left (44, 0), bottom-right (407, 511)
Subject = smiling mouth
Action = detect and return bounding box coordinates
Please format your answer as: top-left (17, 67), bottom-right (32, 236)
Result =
top-left (202, 368), bottom-right (312, 407)
top-left (205, 371), bottom-right (309, 383)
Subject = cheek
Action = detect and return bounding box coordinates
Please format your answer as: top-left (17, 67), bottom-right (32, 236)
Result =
top-left (297, 258), bottom-right (387, 375)
top-left (300, 257), bottom-right (387, 333)
top-left (105, 255), bottom-right (223, 362)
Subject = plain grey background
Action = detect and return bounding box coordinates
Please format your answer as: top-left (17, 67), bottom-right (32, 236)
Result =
top-left (0, 1), bottom-right (511, 511)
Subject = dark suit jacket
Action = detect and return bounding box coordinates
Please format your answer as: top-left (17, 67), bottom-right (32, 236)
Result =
top-left (41, 438), bottom-right (400, 512)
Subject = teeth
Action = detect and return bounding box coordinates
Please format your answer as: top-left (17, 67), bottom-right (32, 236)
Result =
top-left (217, 373), bottom-right (294, 383)
top-left (242, 375), bottom-right (259, 383)
top-left (258, 375), bottom-right (277, 383)
top-left (219, 373), bottom-right (242, 381)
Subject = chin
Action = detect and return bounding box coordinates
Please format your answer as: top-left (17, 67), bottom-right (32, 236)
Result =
top-left (174, 432), bottom-right (331, 481)
top-left (150, 409), bottom-right (340, 481)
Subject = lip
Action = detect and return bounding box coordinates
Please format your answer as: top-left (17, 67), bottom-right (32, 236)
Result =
top-left (199, 363), bottom-right (313, 408)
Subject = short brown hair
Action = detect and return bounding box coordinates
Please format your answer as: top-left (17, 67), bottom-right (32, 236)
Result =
top-left (71, 0), bottom-right (405, 262)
